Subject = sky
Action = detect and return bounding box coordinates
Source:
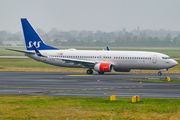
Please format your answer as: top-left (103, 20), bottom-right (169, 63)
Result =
top-left (0, 0), bottom-right (180, 33)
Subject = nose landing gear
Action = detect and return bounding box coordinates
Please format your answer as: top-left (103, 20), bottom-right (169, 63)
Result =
top-left (158, 72), bottom-right (162, 76)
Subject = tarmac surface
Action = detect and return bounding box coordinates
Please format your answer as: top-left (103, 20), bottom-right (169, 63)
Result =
top-left (0, 72), bottom-right (180, 98)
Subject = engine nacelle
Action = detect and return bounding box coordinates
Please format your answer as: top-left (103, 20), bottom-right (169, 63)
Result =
top-left (94, 63), bottom-right (113, 72)
top-left (114, 68), bottom-right (132, 72)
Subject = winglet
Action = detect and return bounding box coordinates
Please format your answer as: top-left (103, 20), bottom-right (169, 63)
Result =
top-left (106, 47), bottom-right (110, 51)
top-left (32, 44), bottom-right (46, 57)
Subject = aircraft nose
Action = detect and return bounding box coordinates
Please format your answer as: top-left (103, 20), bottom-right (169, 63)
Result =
top-left (171, 60), bottom-right (178, 67)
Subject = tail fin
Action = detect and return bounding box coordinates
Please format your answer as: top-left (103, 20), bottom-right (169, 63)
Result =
top-left (21, 18), bottom-right (59, 51)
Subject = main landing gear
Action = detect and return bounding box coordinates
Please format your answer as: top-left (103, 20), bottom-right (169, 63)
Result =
top-left (86, 69), bottom-right (93, 74)
top-left (86, 69), bottom-right (105, 75)
top-left (158, 72), bottom-right (162, 76)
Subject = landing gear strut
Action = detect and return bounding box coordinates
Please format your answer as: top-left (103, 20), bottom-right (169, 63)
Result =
top-left (158, 72), bottom-right (162, 76)
top-left (86, 69), bottom-right (93, 74)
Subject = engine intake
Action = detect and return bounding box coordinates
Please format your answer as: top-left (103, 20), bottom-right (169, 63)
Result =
top-left (94, 63), bottom-right (113, 72)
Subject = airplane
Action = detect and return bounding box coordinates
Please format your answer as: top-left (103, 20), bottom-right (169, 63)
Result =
top-left (6, 18), bottom-right (178, 75)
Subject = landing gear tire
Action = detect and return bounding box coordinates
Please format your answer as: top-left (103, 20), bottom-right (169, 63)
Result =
top-left (158, 72), bottom-right (162, 76)
top-left (98, 72), bottom-right (104, 74)
top-left (86, 70), bottom-right (93, 74)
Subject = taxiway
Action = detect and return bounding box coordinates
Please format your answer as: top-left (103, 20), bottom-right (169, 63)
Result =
top-left (0, 72), bottom-right (180, 98)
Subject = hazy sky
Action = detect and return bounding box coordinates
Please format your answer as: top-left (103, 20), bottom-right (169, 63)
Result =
top-left (0, 0), bottom-right (180, 33)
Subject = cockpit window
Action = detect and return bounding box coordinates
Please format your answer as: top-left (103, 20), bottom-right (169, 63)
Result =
top-left (162, 57), bottom-right (171, 59)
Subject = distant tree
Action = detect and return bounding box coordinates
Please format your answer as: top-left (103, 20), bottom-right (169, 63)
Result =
top-left (164, 36), bottom-right (171, 42)
top-left (173, 37), bottom-right (179, 46)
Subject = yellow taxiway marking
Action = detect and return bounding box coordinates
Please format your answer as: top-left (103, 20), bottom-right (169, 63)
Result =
top-left (88, 88), bottom-right (94, 90)
top-left (96, 88), bottom-right (102, 90)
top-left (43, 92), bottom-right (48, 93)
top-left (131, 86), bottom-right (136, 87)
top-left (138, 85), bottom-right (143, 87)
top-left (81, 89), bottom-right (87, 90)
top-left (103, 88), bottom-right (109, 89)
top-left (110, 87), bottom-right (115, 89)
top-left (67, 90), bottom-right (72, 92)
top-left (112, 89), bottom-right (180, 92)
top-left (74, 90), bottom-right (79, 91)
top-left (59, 90), bottom-right (64, 92)
top-left (118, 87), bottom-right (122, 88)
top-left (125, 86), bottom-right (129, 88)
top-left (51, 91), bottom-right (56, 93)
top-left (67, 75), bottom-right (93, 76)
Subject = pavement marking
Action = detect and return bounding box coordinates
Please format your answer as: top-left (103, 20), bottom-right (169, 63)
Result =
top-left (96, 88), bottom-right (102, 90)
top-left (112, 89), bottom-right (180, 92)
top-left (59, 90), bottom-right (64, 92)
top-left (67, 90), bottom-right (72, 92)
top-left (67, 75), bottom-right (93, 76)
top-left (0, 85), bottom-right (80, 90)
top-left (3, 85), bottom-right (145, 94)
top-left (103, 88), bottom-right (109, 89)
top-left (110, 87), bottom-right (115, 89)
top-left (88, 88), bottom-right (94, 90)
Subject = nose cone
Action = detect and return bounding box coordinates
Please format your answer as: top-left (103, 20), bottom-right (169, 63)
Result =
top-left (171, 60), bottom-right (178, 67)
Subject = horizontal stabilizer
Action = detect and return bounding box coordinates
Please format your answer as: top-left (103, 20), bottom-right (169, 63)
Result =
top-left (5, 48), bottom-right (35, 54)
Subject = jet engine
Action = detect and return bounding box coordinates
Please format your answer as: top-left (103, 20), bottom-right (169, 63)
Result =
top-left (94, 63), bottom-right (113, 72)
top-left (114, 68), bottom-right (132, 72)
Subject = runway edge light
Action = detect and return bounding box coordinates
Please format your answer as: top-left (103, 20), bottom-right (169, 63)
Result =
top-left (110, 95), bottom-right (116, 101)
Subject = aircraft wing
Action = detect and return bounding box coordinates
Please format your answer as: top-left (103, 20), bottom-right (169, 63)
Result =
top-left (57, 58), bottom-right (96, 67)
top-left (5, 48), bottom-right (35, 54)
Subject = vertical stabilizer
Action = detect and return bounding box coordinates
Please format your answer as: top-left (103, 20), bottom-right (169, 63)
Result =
top-left (21, 18), bottom-right (59, 51)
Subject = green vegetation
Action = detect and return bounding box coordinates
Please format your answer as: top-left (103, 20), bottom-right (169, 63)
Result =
top-left (0, 58), bottom-right (180, 74)
top-left (1, 46), bottom-right (180, 57)
top-left (0, 58), bottom-right (86, 73)
top-left (0, 95), bottom-right (179, 119)
top-left (122, 79), bottom-right (180, 83)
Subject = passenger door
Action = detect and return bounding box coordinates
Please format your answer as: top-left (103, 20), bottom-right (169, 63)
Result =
top-left (152, 55), bottom-right (157, 63)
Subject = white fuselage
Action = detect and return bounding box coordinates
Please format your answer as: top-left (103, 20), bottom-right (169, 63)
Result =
top-left (26, 49), bottom-right (178, 71)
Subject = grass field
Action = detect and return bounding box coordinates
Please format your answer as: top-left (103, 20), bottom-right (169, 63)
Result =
top-left (1, 46), bottom-right (180, 57)
top-left (0, 95), bottom-right (179, 119)
top-left (0, 58), bottom-right (180, 74)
